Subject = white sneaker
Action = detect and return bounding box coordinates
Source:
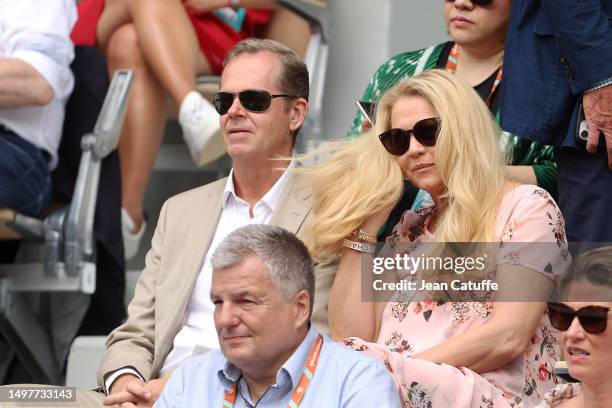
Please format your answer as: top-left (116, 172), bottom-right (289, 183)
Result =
top-left (178, 91), bottom-right (225, 166)
top-left (121, 208), bottom-right (147, 261)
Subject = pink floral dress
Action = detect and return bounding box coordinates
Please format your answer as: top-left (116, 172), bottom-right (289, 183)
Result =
top-left (344, 185), bottom-right (570, 408)
top-left (535, 383), bottom-right (582, 407)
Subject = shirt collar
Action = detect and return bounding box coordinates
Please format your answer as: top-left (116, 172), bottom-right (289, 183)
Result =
top-left (279, 324), bottom-right (320, 388)
top-left (217, 324), bottom-right (319, 392)
top-left (221, 160), bottom-right (295, 211)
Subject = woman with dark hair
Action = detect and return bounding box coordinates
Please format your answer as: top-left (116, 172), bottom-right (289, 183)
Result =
top-left (538, 246), bottom-right (612, 407)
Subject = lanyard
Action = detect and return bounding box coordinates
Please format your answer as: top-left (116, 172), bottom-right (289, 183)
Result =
top-left (222, 335), bottom-right (323, 408)
top-left (445, 43), bottom-right (503, 107)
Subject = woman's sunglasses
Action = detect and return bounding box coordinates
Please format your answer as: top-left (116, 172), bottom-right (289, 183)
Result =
top-left (212, 89), bottom-right (297, 115)
top-left (547, 302), bottom-right (610, 334)
top-left (378, 117), bottom-right (441, 156)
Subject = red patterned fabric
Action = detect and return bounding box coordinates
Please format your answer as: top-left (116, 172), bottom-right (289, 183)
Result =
top-left (70, 0), bottom-right (104, 45)
top-left (70, 0), bottom-right (272, 74)
top-left (187, 8), bottom-right (271, 74)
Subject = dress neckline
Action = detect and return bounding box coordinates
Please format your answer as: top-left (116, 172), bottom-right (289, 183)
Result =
top-left (419, 184), bottom-right (540, 238)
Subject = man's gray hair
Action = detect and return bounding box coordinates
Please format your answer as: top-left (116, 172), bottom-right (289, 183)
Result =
top-left (211, 224), bottom-right (315, 316)
top-left (223, 38), bottom-right (309, 102)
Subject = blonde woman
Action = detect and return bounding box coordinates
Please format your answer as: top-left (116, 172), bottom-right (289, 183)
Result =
top-left (349, 0), bottom-right (556, 232)
top-left (309, 70), bottom-right (569, 407)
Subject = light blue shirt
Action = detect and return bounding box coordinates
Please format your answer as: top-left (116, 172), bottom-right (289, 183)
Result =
top-left (155, 326), bottom-right (401, 408)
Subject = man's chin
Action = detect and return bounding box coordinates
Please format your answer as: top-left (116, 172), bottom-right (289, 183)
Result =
top-left (222, 346), bottom-right (256, 367)
top-left (226, 145), bottom-right (253, 161)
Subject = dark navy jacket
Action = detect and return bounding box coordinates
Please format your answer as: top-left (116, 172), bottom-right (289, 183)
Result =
top-left (500, 0), bottom-right (612, 148)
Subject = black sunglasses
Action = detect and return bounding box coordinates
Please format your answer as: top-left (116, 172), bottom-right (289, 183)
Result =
top-left (448, 0), bottom-right (493, 5)
top-left (471, 0), bottom-right (493, 5)
top-left (212, 89), bottom-right (297, 115)
top-left (547, 302), bottom-right (610, 334)
top-left (378, 117), bottom-right (441, 156)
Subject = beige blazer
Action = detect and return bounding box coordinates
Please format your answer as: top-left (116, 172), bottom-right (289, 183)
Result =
top-left (98, 172), bottom-right (336, 385)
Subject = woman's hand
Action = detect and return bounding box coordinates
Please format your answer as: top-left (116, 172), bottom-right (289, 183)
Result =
top-left (413, 264), bottom-right (554, 373)
top-left (329, 204), bottom-right (395, 342)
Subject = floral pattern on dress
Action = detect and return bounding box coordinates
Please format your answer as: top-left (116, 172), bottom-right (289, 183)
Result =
top-left (521, 317), bottom-right (561, 400)
top-left (536, 363), bottom-right (552, 381)
top-left (540, 325), bottom-right (559, 360)
top-left (480, 396), bottom-right (494, 408)
top-left (500, 389), bottom-right (521, 407)
top-left (502, 250), bottom-right (521, 265)
top-left (532, 190), bottom-right (568, 256)
top-left (397, 206), bottom-right (434, 243)
top-left (405, 382), bottom-right (433, 408)
top-left (451, 301), bottom-right (493, 324)
top-left (342, 338), bottom-right (369, 352)
top-left (413, 299), bottom-right (438, 322)
top-left (535, 383), bottom-right (581, 408)
top-left (360, 185), bottom-right (568, 407)
top-left (391, 301), bottom-right (412, 322)
top-left (385, 331), bottom-right (415, 355)
top-left (501, 218), bottom-right (517, 242)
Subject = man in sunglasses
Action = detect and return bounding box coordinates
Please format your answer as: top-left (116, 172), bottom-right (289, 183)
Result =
top-left (95, 39), bottom-right (336, 407)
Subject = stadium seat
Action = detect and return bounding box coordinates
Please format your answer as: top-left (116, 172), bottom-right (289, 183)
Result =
top-left (0, 70), bottom-right (133, 385)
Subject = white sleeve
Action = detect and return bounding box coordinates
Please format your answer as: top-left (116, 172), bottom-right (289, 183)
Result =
top-left (104, 368), bottom-right (145, 395)
top-left (2, 0), bottom-right (77, 100)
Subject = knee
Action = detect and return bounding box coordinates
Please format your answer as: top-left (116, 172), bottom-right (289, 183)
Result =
top-left (128, 0), bottom-right (177, 17)
top-left (106, 24), bottom-right (144, 68)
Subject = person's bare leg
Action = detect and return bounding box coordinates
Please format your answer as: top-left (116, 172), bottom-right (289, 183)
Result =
top-left (95, 0), bottom-right (132, 54)
top-left (106, 24), bottom-right (167, 229)
top-left (98, 0), bottom-right (211, 99)
top-left (128, 0), bottom-right (212, 103)
top-left (99, 0), bottom-right (220, 175)
top-left (98, 0), bottom-right (220, 167)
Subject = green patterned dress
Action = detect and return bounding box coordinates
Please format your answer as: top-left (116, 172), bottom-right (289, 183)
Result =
top-left (348, 41), bottom-right (557, 198)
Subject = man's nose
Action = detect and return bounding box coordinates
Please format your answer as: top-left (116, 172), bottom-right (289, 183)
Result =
top-left (452, 0), bottom-right (475, 11)
top-left (215, 303), bottom-right (240, 328)
top-left (226, 95), bottom-right (245, 117)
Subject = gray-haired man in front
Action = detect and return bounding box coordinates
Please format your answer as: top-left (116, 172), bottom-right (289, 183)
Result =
top-left (155, 224), bottom-right (400, 408)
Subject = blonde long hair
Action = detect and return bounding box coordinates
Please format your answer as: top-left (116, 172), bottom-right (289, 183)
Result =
top-left (303, 70), bottom-right (506, 262)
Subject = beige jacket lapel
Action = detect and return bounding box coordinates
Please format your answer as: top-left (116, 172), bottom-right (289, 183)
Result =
top-left (267, 170), bottom-right (334, 334)
top-left (155, 172), bottom-right (313, 374)
top-left (269, 171), bottom-right (312, 234)
top-left (153, 178), bottom-right (226, 375)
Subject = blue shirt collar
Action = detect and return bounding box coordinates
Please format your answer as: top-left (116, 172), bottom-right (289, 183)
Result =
top-left (217, 325), bottom-right (319, 392)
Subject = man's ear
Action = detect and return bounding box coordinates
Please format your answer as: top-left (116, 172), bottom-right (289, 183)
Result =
top-left (293, 289), bottom-right (311, 328)
top-left (289, 98), bottom-right (308, 133)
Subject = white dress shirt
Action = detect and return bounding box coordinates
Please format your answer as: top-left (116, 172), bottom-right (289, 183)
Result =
top-left (106, 164), bottom-right (293, 390)
top-left (0, 0), bottom-right (76, 169)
